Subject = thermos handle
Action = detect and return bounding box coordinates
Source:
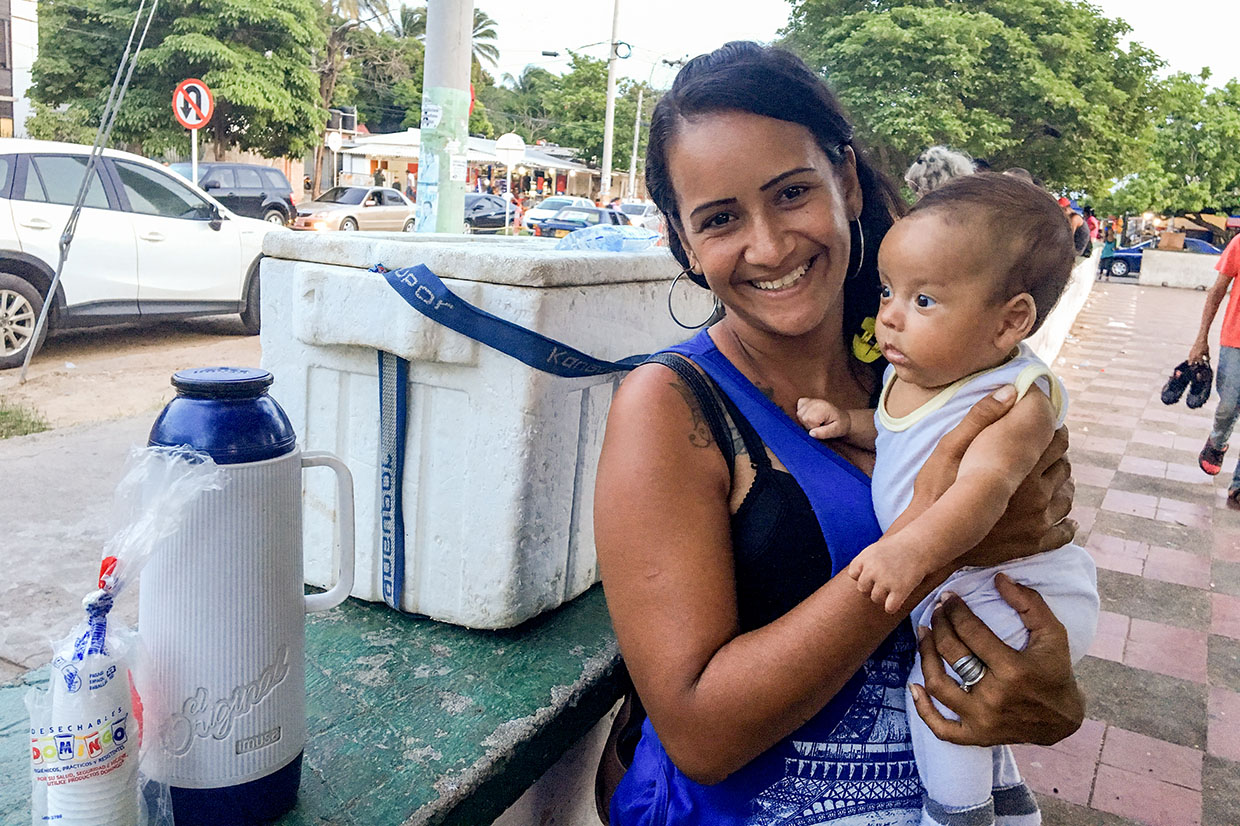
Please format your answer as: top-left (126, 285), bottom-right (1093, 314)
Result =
top-left (301, 451), bottom-right (356, 613)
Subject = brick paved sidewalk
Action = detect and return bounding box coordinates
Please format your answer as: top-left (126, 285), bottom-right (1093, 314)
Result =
top-left (1009, 282), bottom-right (1240, 826)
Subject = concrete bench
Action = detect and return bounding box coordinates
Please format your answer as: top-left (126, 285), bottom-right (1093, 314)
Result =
top-left (0, 586), bottom-right (622, 826)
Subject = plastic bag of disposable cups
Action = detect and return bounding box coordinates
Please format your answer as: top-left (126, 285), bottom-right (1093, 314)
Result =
top-left (26, 446), bottom-right (220, 826)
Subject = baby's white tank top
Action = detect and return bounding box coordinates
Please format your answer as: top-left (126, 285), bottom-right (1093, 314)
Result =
top-left (871, 342), bottom-right (1067, 532)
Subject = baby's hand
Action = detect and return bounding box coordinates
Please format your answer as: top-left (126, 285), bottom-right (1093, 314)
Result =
top-left (847, 539), bottom-right (926, 614)
top-left (797, 397), bottom-right (851, 440)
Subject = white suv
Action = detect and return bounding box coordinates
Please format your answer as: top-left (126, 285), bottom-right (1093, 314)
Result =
top-left (0, 139), bottom-right (282, 368)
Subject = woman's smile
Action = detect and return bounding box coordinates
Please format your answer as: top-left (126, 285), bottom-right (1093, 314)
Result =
top-left (747, 255), bottom-right (818, 293)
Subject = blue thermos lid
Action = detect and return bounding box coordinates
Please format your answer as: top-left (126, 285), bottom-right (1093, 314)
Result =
top-left (149, 367), bottom-right (297, 464)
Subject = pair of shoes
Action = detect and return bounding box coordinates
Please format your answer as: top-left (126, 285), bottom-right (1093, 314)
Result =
top-left (1163, 360), bottom-right (1214, 407)
top-left (1163, 361), bottom-right (1192, 404)
top-left (1186, 361), bottom-right (1214, 409)
top-left (1201, 441), bottom-right (1228, 476)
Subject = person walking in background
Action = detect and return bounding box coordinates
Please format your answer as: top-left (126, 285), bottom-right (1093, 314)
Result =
top-left (406, 178), bottom-right (415, 200)
top-left (1058, 198), bottom-right (1091, 257)
top-left (1099, 228), bottom-right (1116, 280)
top-left (1189, 234), bottom-right (1240, 502)
top-left (904, 145), bottom-right (974, 199)
top-left (1083, 206), bottom-right (1100, 241)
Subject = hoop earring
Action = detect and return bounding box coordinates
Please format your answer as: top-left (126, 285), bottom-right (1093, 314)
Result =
top-left (848, 219), bottom-right (866, 280)
top-left (667, 269), bottom-right (721, 329)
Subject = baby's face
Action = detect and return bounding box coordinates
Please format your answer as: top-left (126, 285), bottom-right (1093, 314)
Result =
top-left (874, 213), bottom-right (1014, 390)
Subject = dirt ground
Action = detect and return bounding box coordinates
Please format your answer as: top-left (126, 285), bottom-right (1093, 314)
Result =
top-left (0, 316), bottom-right (262, 430)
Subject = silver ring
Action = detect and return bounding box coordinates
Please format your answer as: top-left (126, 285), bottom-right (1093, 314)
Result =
top-left (951, 654), bottom-right (987, 692)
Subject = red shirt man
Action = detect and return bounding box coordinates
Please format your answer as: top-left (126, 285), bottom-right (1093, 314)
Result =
top-left (1190, 235), bottom-right (1240, 496)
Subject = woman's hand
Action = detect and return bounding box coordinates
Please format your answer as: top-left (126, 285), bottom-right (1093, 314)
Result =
top-left (890, 387), bottom-right (1018, 535)
top-left (960, 424), bottom-right (1075, 568)
top-left (910, 575), bottom-right (1084, 746)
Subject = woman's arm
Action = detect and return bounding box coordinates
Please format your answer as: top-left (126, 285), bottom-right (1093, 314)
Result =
top-left (597, 363), bottom-right (955, 784)
top-left (848, 391), bottom-right (1058, 612)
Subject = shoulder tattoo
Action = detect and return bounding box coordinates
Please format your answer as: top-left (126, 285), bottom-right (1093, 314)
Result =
top-left (668, 380), bottom-right (714, 448)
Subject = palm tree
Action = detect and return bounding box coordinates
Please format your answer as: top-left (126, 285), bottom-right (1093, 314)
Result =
top-left (397, 5), bottom-right (499, 68)
top-left (392, 4), bottom-right (425, 40)
top-left (470, 9), bottom-right (499, 68)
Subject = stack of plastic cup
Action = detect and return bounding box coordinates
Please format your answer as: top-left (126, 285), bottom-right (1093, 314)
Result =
top-left (44, 654), bottom-right (139, 826)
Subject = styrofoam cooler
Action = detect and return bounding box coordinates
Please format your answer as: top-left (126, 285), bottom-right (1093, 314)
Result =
top-left (259, 232), bottom-right (711, 629)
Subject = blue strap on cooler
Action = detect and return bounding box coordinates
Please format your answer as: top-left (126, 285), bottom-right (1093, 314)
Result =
top-left (376, 351), bottom-right (409, 611)
top-left (372, 263), bottom-right (649, 611)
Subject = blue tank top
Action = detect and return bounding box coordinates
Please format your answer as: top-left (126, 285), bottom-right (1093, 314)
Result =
top-left (610, 330), bottom-right (922, 826)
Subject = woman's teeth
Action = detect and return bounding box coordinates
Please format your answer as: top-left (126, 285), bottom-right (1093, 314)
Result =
top-left (753, 259), bottom-right (811, 291)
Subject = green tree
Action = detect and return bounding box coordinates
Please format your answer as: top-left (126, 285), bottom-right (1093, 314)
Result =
top-left (337, 25), bottom-right (424, 134)
top-left (779, 0), bottom-right (1162, 193)
top-left (1095, 72), bottom-right (1240, 233)
top-left (540, 52), bottom-right (655, 173)
top-left (399, 6), bottom-right (499, 69)
top-left (25, 103), bottom-right (98, 144)
top-left (32, 0), bottom-right (325, 159)
top-left (480, 65), bottom-right (561, 143)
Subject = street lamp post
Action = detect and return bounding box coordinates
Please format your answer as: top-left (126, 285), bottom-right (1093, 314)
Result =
top-left (599, 0), bottom-right (621, 202)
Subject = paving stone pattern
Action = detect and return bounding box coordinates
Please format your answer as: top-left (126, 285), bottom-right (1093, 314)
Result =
top-left (1009, 283), bottom-right (1240, 826)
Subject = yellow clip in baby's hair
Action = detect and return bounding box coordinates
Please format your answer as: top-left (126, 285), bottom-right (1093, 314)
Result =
top-left (852, 316), bottom-right (881, 363)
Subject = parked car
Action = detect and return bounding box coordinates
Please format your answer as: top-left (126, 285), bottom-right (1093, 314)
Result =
top-left (1101, 237), bottom-right (1222, 277)
top-left (533, 206), bottom-right (630, 238)
top-left (0, 138), bottom-right (281, 368)
top-left (291, 186), bottom-right (416, 232)
top-left (463, 193), bottom-right (518, 233)
top-left (521, 195), bottom-right (593, 232)
top-left (618, 200), bottom-right (661, 232)
top-left (170, 162), bottom-right (296, 225)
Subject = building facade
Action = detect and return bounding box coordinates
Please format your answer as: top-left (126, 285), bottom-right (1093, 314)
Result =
top-left (0, 0), bottom-right (36, 137)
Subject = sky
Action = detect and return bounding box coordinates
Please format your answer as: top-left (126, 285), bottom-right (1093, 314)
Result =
top-left (472, 0), bottom-right (1240, 89)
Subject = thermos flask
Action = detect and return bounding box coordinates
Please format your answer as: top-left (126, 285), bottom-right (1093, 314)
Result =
top-left (140, 367), bottom-right (355, 825)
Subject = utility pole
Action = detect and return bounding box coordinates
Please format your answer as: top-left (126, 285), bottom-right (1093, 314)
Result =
top-left (627, 87), bottom-right (642, 200)
top-left (416, 0), bottom-right (473, 233)
top-left (599, 0), bottom-right (620, 202)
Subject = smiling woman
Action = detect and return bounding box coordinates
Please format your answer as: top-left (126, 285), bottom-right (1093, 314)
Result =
top-left (594, 42), bottom-right (1086, 826)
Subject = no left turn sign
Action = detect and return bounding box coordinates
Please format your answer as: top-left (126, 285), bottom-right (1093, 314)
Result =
top-left (173, 78), bottom-right (214, 130)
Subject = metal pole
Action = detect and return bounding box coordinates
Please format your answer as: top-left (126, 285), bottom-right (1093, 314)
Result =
top-left (599, 0), bottom-right (620, 202)
top-left (191, 127), bottom-right (197, 184)
top-left (504, 166), bottom-right (511, 231)
top-left (627, 86), bottom-right (642, 201)
top-left (416, 0), bottom-right (473, 233)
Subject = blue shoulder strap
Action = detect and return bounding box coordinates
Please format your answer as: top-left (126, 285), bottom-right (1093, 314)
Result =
top-left (665, 331), bottom-right (881, 574)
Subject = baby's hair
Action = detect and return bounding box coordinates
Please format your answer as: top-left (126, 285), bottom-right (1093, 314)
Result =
top-left (907, 172), bottom-right (1074, 335)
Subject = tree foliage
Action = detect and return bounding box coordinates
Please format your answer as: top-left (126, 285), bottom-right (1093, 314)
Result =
top-left (482, 53), bottom-right (657, 172)
top-left (32, 0), bottom-right (325, 158)
top-left (779, 0), bottom-right (1162, 193)
top-left (335, 24), bottom-right (424, 134)
top-left (1094, 72), bottom-right (1240, 219)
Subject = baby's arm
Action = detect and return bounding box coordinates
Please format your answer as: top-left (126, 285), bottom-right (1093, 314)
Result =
top-left (849, 389), bottom-right (1058, 613)
top-left (796, 397), bottom-right (877, 450)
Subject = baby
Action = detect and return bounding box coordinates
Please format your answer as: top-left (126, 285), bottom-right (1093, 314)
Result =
top-left (798, 173), bottom-right (1098, 826)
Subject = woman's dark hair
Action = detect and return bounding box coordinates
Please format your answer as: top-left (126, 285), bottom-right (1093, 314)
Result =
top-left (645, 41), bottom-right (904, 377)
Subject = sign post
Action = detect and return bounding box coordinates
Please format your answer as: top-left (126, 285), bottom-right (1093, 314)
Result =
top-left (172, 78), bottom-right (215, 184)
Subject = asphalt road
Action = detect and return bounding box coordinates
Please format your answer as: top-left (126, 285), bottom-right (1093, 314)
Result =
top-left (0, 315), bottom-right (262, 430)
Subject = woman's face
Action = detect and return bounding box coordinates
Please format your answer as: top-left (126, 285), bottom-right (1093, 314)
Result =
top-left (667, 110), bottom-right (862, 340)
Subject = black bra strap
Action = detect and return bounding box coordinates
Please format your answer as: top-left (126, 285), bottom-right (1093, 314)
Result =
top-left (645, 352), bottom-right (735, 472)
